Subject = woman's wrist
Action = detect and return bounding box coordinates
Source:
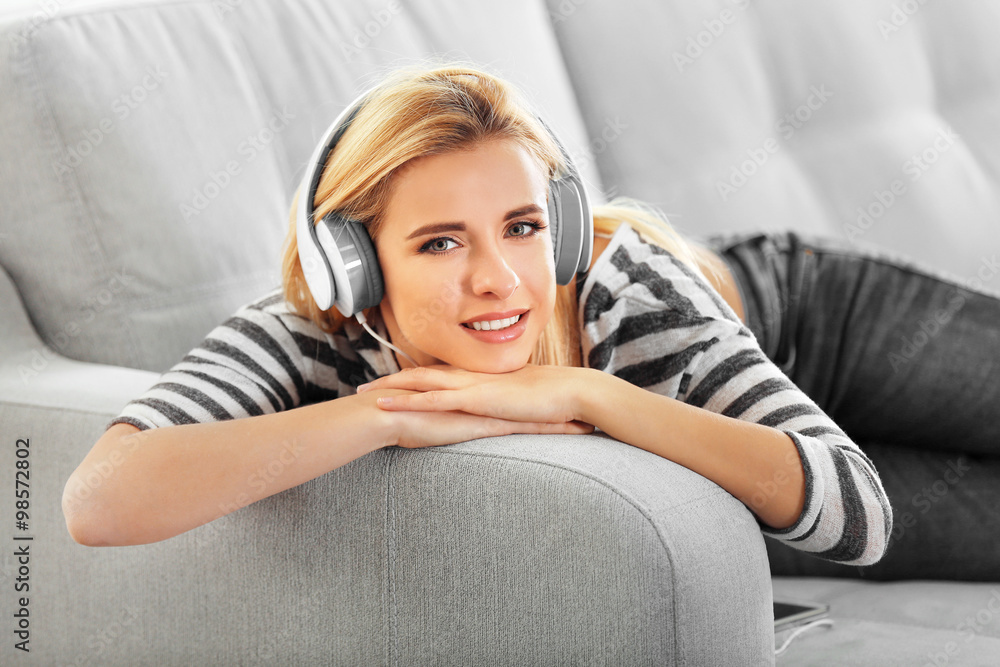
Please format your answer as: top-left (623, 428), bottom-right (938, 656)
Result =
top-left (337, 390), bottom-right (404, 451)
top-left (572, 367), bottom-right (620, 429)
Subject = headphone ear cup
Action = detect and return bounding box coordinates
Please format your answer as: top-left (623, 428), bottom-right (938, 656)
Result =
top-left (549, 177), bottom-right (585, 285)
top-left (547, 180), bottom-right (562, 277)
top-left (314, 214), bottom-right (384, 316)
top-left (344, 219), bottom-right (384, 313)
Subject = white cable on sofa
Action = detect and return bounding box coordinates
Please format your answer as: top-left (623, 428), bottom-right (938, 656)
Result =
top-left (775, 618), bottom-right (834, 656)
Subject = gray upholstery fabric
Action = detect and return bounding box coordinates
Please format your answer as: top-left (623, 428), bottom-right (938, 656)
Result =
top-left (772, 577), bottom-right (1000, 665)
top-left (388, 435), bottom-right (773, 665)
top-left (0, 264), bottom-right (159, 411)
top-left (545, 0), bottom-right (1000, 278)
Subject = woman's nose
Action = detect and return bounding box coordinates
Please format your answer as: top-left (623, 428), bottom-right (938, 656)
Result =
top-left (470, 247), bottom-right (520, 299)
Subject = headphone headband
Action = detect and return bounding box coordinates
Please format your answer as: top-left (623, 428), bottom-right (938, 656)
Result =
top-left (296, 91), bottom-right (372, 313)
top-left (296, 84), bottom-right (594, 316)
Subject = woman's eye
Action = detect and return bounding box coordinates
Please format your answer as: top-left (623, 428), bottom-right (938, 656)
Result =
top-left (420, 237), bottom-right (458, 253)
top-left (508, 221), bottom-right (543, 237)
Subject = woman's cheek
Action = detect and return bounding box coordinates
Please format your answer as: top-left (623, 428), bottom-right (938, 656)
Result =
top-left (402, 277), bottom-right (460, 339)
top-left (406, 308), bottom-right (431, 337)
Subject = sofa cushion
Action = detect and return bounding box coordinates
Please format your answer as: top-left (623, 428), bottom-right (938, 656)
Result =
top-left (547, 0), bottom-right (1000, 279)
top-left (0, 0), bottom-right (600, 371)
top-left (772, 577), bottom-right (1000, 665)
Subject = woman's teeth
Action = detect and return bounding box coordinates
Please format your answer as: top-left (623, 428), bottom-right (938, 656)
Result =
top-left (467, 314), bottom-right (521, 331)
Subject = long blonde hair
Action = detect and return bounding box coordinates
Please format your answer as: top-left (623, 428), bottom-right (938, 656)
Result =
top-left (281, 63), bottom-right (703, 368)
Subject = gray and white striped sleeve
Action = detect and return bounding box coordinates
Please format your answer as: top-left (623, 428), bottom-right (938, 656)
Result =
top-left (107, 290), bottom-right (347, 431)
top-left (581, 227), bottom-right (892, 566)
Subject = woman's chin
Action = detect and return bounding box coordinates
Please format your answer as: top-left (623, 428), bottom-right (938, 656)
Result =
top-left (446, 352), bottom-right (532, 374)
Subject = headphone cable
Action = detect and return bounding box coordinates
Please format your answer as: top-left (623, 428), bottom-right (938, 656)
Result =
top-left (355, 312), bottom-right (418, 369)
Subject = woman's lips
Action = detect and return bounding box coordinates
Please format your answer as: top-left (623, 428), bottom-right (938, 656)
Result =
top-left (461, 311), bottom-right (529, 343)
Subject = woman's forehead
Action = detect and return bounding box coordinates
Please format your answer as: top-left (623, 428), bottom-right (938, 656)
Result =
top-left (384, 140), bottom-right (549, 231)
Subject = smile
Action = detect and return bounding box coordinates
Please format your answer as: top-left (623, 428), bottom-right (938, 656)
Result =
top-left (460, 310), bottom-right (529, 344)
top-left (463, 314), bottom-right (522, 331)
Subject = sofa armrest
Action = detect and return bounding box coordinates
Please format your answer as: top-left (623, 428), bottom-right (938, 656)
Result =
top-left (4, 392), bottom-right (774, 667)
top-left (384, 433), bottom-right (775, 665)
top-left (0, 262), bottom-right (159, 414)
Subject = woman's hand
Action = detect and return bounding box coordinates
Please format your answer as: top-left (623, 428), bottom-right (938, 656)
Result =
top-left (357, 365), bottom-right (600, 431)
top-left (359, 380), bottom-right (593, 449)
top-left (358, 365), bottom-right (586, 424)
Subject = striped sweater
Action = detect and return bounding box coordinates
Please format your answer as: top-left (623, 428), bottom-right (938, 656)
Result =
top-left (111, 223), bottom-right (892, 565)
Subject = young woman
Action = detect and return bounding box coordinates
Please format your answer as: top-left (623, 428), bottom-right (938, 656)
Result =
top-left (61, 63), bottom-right (904, 561)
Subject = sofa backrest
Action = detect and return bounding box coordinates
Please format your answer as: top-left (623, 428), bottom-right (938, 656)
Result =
top-left (547, 0), bottom-right (1000, 283)
top-left (0, 0), bottom-right (600, 371)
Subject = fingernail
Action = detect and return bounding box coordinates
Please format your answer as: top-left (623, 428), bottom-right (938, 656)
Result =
top-left (357, 383), bottom-right (370, 393)
top-left (377, 396), bottom-right (393, 407)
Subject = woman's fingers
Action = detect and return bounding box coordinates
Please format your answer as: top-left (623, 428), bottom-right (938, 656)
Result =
top-left (376, 386), bottom-right (526, 422)
top-left (486, 419), bottom-right (594, 437)
top-left (358, 366), bottom-right (466, 394)
top-left (376, 391), bottom-right (471, 413)
top-left (361, 365), bottom-right (584, 425)
top-left (394, 412), bottom-right (594, 448)
top-left (553, 420), bottom-right (595, 435)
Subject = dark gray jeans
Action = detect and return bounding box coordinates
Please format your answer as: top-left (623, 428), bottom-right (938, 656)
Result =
top-left (707, 231), bottom-right (1000, 579)
top-left (707, 231), bottom-right (1000, 455)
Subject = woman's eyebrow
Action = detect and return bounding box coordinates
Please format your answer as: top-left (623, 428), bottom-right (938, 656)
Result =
top-left (504, 204), bottom-right (544, 221)
top-left (405, 222), bottom-right (466, 240)
top-left (405, 204), bottom-right (544, 240)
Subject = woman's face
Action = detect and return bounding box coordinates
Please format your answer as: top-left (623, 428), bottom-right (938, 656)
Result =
top-left (375, 138), bottom-right (556, 372)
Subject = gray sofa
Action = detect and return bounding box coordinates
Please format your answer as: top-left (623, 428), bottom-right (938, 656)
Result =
top-left (1, 0), bottom-right (998, 664)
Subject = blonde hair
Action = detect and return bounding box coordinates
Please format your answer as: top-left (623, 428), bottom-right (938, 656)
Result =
top-left (281, 63), bottom-right (704, 368)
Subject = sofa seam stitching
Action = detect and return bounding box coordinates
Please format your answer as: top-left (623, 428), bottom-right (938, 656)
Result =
top-left (384, 445), bottom-right (398, 667)
top-left (213, 0), bottom-right (296, 206)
